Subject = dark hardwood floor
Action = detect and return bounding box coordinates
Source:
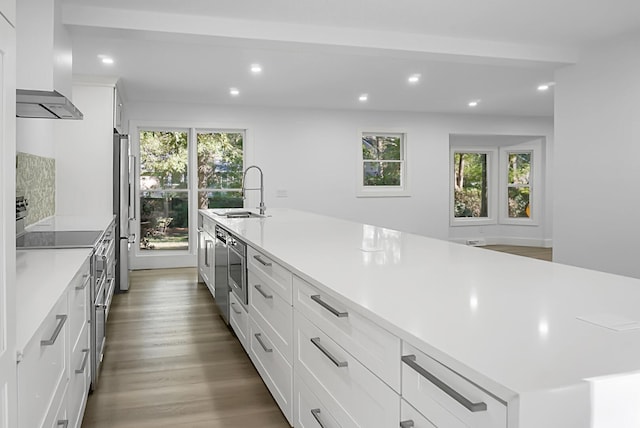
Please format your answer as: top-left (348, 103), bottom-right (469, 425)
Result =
top-left (81, 268), bottom-right (289, 428)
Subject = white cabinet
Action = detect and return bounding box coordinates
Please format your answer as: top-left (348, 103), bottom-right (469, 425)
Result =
top-left (247, 246), bottom-right (292, 304)
top-left (229, 291), bottom-right (248, 351)
top-left (294, 377), bottom-right (343, 428)
top-left (294, 310), bottom-right (400, 428)
top-left (401, 342), bottom-right (507, 428)
top-left (17, 256), bottom-right (91, 428)
top-left (197, 213), bottom-right (215, 296)
top-left (0, 0), bottom-right (15, 25)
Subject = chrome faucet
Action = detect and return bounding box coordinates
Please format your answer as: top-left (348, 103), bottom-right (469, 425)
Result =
top-left (241, 165), bottom-right (266, 215)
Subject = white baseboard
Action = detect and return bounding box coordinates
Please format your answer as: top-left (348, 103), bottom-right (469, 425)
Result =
top-left (451, 236), bottom-right (552, 248)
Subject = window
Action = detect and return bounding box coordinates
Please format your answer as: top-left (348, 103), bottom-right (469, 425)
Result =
top-left (450, 139), bottom-right (541, 226)
top-left (359, 132), bottom-right (408, 196)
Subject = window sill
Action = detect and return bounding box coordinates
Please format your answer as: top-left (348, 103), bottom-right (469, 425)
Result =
top-left (357, 188), bottom-right (410, 198)
top-left (450, 218), bottom-right (497, 227)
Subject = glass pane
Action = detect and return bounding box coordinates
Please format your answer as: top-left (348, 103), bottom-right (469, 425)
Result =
top-left (508, 152), bottom-right (531, 185)
top-left (453, 152), bottom-right (489, 218)
top-left (139, 191), bottom-right (189, 251)
top-left (508, 187), bottom-right (530, 218)
top-left (362, 135), bottom-right (402, 161)
top-left (363, 161), bottom-right (401, 186)
top-left (197, 191), bottom-right (243, 210)
top-left (197, 132), bottom-right (244, 189)
top-left (139, 131), bottom-right (188, 189)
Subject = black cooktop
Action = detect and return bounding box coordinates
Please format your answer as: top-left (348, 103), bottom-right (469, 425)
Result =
top-left (16, 230), bottom-right (103, 249)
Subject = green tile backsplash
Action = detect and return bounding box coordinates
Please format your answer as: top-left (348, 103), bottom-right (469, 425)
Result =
top-left (16, 152), bottom-right (55, 226)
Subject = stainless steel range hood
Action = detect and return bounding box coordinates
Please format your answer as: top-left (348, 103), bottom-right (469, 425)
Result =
top-left (16, 89), bottom-right (83, 119)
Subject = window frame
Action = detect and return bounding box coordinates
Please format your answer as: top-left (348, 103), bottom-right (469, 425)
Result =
top-left (357, 130), bottom-right (409, 198)
top-left (450, 147), bottom-right (498, 226)
top-left (498, 141), bottom-right (541, 226)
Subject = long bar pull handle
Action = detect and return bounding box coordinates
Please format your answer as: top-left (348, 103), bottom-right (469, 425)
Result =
top-left (76, 273), bottom-right (91, 290)
top-left (311, 409), bottom-right (327, 428)
top-left (75, 349), bottom-right (90, 374)
top-left (253, 255), bottom-right (272, 267)
top-left (401, 355), bottom-right (487, 413)
top-left (254, 333), bottom-right (273, 353)
top-left (310, 295), bottom-right (348, 318)
top-left (231, 302), bottom-right (242, 315)
top-left (41, 315), bottom-right (67, 346)
top-left (254, 284), bottom-right (273, 299)
top-left (400, 420), bottom-right (415, 428)
top-left (310, 337), bottom-right (348, 368)
top-left (204, 240), bottom-right (212, 267)
top-left (57, 420), bottom-right (69, 428)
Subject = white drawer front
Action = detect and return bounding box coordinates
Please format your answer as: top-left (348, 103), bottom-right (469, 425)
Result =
top-left (44, 387), bottom-right (68, 428)
top-left (248, 315), bottom-right (293, 424)
top-left (248, 246), bottom-right (292, 304)
top-left (294, 275), bottom-right (401, 392)
top-left (401, 399), bottom-right (437, 428)
top-left (295, 310), bottom-right (399, 428)
top-left (295, 377), bottom-right (344, 428)
top-left (402, 343), bottom-right (507, 428)
top-left (18, 294), bottom-right (69, 428)
top-left (229, 291), bottom-right (249, 351)
top-left (249, 273), bottom-right (293, 362)
top-left (69, 258), bottom-right (90, 348)
top-left (68, 323), bottom-right (90, 428)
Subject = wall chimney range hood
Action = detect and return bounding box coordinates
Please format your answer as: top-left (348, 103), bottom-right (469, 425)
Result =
top-left (16, 89), bottom-right (83, 119)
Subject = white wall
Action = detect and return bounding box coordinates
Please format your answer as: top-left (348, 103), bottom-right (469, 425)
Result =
top-left (554, 32), bottom-right (640, 278)
top-left (126, 102), bottom-right (553, 240)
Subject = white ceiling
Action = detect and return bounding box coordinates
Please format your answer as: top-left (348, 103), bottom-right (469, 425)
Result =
top-left (62, 0), bottom-right (640, 117)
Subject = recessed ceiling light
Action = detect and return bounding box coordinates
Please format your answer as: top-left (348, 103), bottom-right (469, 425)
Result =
top-left (537, 82), bottom-right (555, 91)
top-left (250, 64), bottom-right (262, 73)
top-left (468, 100), bottom-right (480, 107)
top-left (408, 74), bottom-right (421, 84)
top-left (98, 55), bottom-right (114, 65)
top-left (230, 88), bottom-right (240, 96)
top-left (359, 94), bottom-right (368, 102)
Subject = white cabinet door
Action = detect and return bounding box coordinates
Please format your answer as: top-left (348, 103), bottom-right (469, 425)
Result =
top-left (0, 11), bottom-right (16, 428)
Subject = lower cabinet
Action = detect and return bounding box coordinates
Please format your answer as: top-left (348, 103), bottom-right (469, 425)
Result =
top-left (294, 377), bottom-right (343, 428)
top-left (248, 314), bottom-right (293, 425)
top-left (229, 291), bottom-right (249, 351)
top-left (17, 256), bottom-right (91, 428)
top-left (401, 399), bottom-right (437, 428)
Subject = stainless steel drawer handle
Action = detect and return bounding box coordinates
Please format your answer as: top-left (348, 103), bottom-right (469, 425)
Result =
top-left (401, 355), bottom-right (487, 413)
top-left (253, 254), bottom-right (272, 267)
top-left (231, 302), bottom-right (243, 315)
top-left (76, 273), bottom-right (91, 290)
top-left (311, 409), bottom-right (327, 428)
top-left (400, 420), bottom-right (415, 428)
top-left (254, 284), bottom-right (273, 299)
top-left (75, 348), bottom-right (90, 374)
top-left (57, 420), bottom-right (69, 428)
top-left (41, 315), bottom-right (67, 346)
top-left (310, 295), bottom-right (348, 318)
top-left (254, 333), bottom-right (273, 353)
top-left (310, 337), bottom-right (348, 368)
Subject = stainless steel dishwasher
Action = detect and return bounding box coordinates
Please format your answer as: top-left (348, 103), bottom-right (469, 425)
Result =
top-left (214, 225), bottom-right (230, 324)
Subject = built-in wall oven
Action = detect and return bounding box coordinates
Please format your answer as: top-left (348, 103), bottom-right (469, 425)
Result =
top-left (227, 231), bottom-right (248, 307)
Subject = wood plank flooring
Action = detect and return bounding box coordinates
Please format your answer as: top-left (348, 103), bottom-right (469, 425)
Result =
top-left (481, 245), bottom-right (552, 261)
top-left (82, 268), bottom-right (289, 428)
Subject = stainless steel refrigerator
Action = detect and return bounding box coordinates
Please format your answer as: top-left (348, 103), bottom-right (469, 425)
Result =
top-left (113, 130), bottom-right (135, 292)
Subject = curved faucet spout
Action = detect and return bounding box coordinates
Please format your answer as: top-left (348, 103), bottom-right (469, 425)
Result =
top-left (241, 165), bottom-right (266, 215)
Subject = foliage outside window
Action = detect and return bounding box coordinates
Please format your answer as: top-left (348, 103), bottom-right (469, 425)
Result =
top-left (360, 132), bottom-right (407, 196)
top-left (453, 152), bottom-right (489, 218)
top-left (507, 152), bottom-right (532, 218)
top-left (196, 131), bottom-right (244, 210)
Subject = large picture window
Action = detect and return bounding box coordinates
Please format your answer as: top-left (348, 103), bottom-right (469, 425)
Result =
top-left (453, 152), bottom-right (490, 219)
top-left (359, 132), bottom-right (408, 196)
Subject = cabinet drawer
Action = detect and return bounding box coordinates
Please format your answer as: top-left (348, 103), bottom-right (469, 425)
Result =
top-left (295, 377), bottom-right (344, 428)
top-left (18, 293), bottom-right (69, 428)
top-left (294, 310), bottom-right (399, 427)
top-left (294, 275), bottom-right (401, 392)
top-left (68, 324), bottom-right (90, 428)
top-left (44, 387), bottom-right (67, 428)
top-left (401, 399), bottom-right (437, 428)
top-left (69, 258), bottom-right (90, 348)
top-left (402, 342), bottom-right (507, 428)
top-left (229, 291), bottom-right (249, 351)
top-left (249, 272), bottom-right (293, 362)
top-left (248, 246), bottom-right (292, 304)
top-left (248, 315), bottom-right (293, 424)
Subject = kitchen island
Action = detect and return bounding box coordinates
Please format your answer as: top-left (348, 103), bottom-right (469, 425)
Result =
top-left (202, 207), bottom-right (640, 428)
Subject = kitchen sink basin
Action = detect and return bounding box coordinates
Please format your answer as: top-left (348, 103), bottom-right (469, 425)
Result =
top-left (208, 209), bottom-right (267, 218)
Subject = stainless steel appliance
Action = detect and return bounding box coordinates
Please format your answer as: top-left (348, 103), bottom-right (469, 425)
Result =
top-left (227, 231), bottom-right (248, 306)
top-left (214, 225), bottom-right (230, 323)
top-left (113, 130), bottom-right (135, 292)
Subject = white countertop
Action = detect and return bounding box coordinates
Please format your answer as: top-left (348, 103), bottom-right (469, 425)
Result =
top-left (26, 214), bottom-right (115, 232)
top-left (203, 208), bottom-right (640, 401)
top-left (15, 248), bottom-right (92, 352)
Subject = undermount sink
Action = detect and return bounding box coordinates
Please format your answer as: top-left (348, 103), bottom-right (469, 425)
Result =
top-left (208, 209), bottom-right (267, 218)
